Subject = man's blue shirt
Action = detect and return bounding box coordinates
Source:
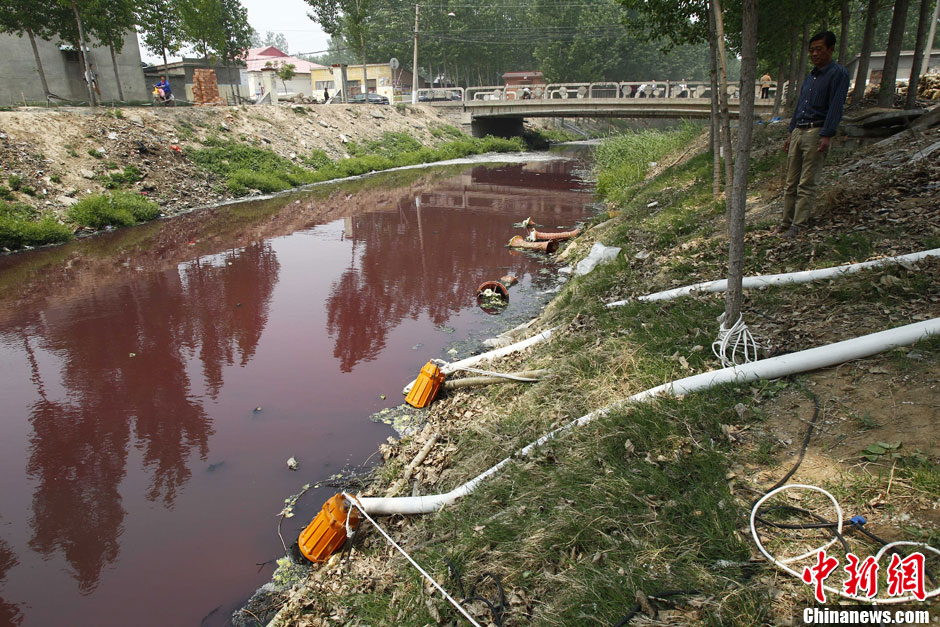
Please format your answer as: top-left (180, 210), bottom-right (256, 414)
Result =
top-left (788, 61), bottom-right (850, 138)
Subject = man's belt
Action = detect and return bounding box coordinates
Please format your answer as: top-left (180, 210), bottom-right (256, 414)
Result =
top-left (795, 121), bottom-right (824, 129)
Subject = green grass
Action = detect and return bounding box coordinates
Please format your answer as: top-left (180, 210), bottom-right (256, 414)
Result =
top-left (188, 134), bottom-right (524, 196)
top-left (594, 121), bottom-right (703, 201)
top-left (67, 191), bottom-right (160, 229)
top-left (0, 201), bottom-right (73, 250)
top-left (100, 165), bottom-right (143, 189)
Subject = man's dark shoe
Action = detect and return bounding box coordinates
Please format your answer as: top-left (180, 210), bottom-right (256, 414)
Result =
top-left (782, 226), bottom-right (801, 239)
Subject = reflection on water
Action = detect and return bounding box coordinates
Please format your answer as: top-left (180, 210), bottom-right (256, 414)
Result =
top-left (0, 151), bottom-right (594, 625)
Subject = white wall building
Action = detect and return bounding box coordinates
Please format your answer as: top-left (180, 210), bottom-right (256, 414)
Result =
top-left (244, 47), bottom-right (326, 100)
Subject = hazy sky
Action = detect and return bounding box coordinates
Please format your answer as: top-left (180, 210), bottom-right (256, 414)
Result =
top-left (139, 0), bottom-right (331, 64)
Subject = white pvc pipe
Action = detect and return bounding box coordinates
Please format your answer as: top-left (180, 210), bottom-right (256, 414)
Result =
top-left (606, 248), bottom-right (940, 307)
top-left (402, 327), bottom-right (558, 395)
top-left (362, 318), bottom-right (940, 515)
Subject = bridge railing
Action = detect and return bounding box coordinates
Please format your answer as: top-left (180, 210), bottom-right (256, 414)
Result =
top-left (415, 87), bottom-right (464, 102)
top-left (434, 81), bottom-right (783, 105)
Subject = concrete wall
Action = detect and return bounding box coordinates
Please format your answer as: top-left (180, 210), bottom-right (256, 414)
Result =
top-left (144, 61), bottom-right (251, 104)
top-left (0, 30), bottom-right (149, 105)
top-left (845, 51), bottom-right (940, 84)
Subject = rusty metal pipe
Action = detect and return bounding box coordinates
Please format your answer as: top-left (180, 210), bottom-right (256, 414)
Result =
top-left (529, 228), bottom-right (580, 242)
top-left (508, 235), bottom-right (558, 253)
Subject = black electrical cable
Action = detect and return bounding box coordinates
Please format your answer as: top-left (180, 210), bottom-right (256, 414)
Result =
top-left (751, 392), bottom-right (938, 589)
top-left (444, 557), bottom-right (506, 626)
top-left (611, 590), bottom-right (701, 627)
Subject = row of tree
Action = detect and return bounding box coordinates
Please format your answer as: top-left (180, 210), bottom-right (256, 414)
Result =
top-left (618, 0), bottom-right (937, 347)
top-left (302, 0), bottom-right (728, 93)
top-left (0, 0), bottom-right (252, 106)
top-left (302, 0), bottom-right (935, 95)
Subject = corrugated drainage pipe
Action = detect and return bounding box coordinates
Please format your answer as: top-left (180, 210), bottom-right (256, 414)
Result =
top-left (365, 318), bottom-right (940, 515)
top-left (508, 235), bottom-right (558, 253)
top-left (606, 248), bottom-right (940, 307)
top-left (529, 228), bottom-right (580, 241)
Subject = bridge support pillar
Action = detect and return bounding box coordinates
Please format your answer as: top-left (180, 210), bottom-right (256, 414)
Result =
top-left (471, 117), bottom-right (525, 139)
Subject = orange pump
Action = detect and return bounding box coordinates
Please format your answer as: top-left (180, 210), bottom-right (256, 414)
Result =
top-left (405, 361), bottom-right (446, 408)
top-left (297, 494), bottom-right (359, 563)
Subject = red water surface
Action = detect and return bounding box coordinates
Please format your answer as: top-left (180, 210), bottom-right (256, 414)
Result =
top-left (0, 153), bottom-right (594, 626)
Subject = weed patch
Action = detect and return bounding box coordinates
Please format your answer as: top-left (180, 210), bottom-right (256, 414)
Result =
top-left (0, 201), bottom-right (72, 249)
top-left (67, 191), bottom-right (160, 229)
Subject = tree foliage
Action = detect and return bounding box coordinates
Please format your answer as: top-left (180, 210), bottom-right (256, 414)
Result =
top-left (137, 0), bottom-right (186, 68)
top-left (251, 29), bottom-right (290, 52)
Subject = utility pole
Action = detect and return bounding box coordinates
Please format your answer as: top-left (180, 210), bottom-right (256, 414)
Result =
top-left (411, 3), bottom-right (419, 104)
top-left (411, 3), bottom-right (418, 104)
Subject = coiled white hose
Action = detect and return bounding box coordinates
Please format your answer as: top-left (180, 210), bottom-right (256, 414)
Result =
top-left (750, 484), bottom-right (940, 604)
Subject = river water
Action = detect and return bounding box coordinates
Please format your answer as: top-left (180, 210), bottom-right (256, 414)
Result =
top-left (0, 146), bottom-right (595, 626)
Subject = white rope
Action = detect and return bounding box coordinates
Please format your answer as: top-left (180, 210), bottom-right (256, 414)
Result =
top-left (750, 484), bottom-right (940, 604)
top-left (712, 313), bottom-right (760, 367)
top-left (341, 493), bottom-right (483, 627)
top-left (431, 359), bottom-right (539, 382)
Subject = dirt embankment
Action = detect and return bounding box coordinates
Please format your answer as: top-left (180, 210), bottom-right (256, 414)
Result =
top-left (0, 103), bottom-right (460, 216)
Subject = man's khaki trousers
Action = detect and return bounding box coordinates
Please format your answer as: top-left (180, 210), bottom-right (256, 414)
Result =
top-left (781, 127), bottom-right (827, 229)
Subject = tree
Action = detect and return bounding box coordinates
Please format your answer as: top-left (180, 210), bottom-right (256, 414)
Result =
top-left (269, 61), bottom-right (296, 92)
top-left (0, 0), bottom-right (70, 99)
top-left (251, 29), bottom-right (289, 52)
top-left (180, 0), bottom-right (222, 60)
top-left (724, 0), bottom-right (758, 329)
top-left (877, 0), bottom-right (910, 107)
top-left (306, 0), bottom-right (374, 97)
top-left (711, 0), bottom-right (734, 194)
top-left (59, 0), bottom-right (98, 106)
top-left (906, 0), bottom-right (933, 109)
top-left (86, 0), bottom-right (137, 101)
top-left (138, 0), bottom-right (186, 70)
top-left (215, 0), bottom-right (252, 103)
top-left (850, 0), bottom-right (878, 105)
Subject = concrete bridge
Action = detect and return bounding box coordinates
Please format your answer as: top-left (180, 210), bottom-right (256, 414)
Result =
top-left (417, 80), bottom-right (780, 136)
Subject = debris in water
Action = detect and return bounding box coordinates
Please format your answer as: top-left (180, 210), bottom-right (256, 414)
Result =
top-left (287, 457), bottom-right (298, 471)
top-left (253, 406), bottom-right (263, 412)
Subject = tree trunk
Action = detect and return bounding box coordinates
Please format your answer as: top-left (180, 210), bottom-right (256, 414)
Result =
top-left (162, 47), bottom-right (169, 72)
top-left (877, 0), bottom-right (910, 107)
top-left (922, 0), bottom-right (939, 75)
top-left (360, 32), bottom-right (368, 97)
top-left (772, 58), bottom-right (786, 117)
top-left (851, 0), bottom-right (879, 105)
top-left (709, 16), bottom-right (721, 199)
top-left (712, 0), bottom-right (734, 193)
top-left (71, 1), bottom-right (96, 107)
top-left (725, 0), bottom-right (758, 327)
top-left (109, 43), bottom-right (124, 101)
top-left (786, 25), bottom-right (800, 108)
top-left (26, 29), bottom-right (52, 99)
top-left (906, 0), bottom-right (933, 109)
top-left (838, 0), bottom-right (850, 64)
top-left (794, 23), bottom-right (809, 103)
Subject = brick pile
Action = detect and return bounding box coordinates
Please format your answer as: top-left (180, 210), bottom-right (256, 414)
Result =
top-left (192, 69), bottom-right (226, 105)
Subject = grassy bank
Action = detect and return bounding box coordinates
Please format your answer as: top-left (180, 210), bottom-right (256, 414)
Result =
top-left (1, 127), bottom-right (524, 252)
top-left (268, 123), bottom-right (940, 626)
top-left (187, 130), bottom-right (525, 196)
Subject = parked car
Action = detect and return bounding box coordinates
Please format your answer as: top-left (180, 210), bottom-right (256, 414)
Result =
top-left (347, 93), bottom-right (389, 105)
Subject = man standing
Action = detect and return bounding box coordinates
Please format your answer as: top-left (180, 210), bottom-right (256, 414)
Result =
top-left (85, 63), bottom-right (102, 102)
top-left (760, 72), bottom-right (772, 99)
top-left (778, 31), bottom-right (849, 238)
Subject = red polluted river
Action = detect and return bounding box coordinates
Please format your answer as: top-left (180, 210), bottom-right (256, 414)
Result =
top-left (0, 149), bottom-right (595, 626)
